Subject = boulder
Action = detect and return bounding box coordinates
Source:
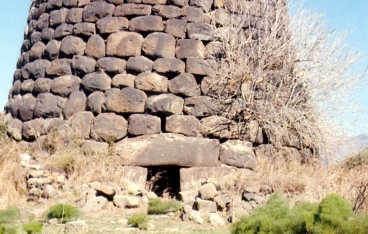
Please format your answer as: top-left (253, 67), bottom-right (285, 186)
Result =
top-left (129, 16), bottom-right (164, 32)
top-left (190, 0), bottom-right (213, 12)
top-left (46, 59), bottom-right (72, 76)
top-left (29, 42), bottom-right (46, 61)
top-left (142, 33), bottom-right (175, 58)
top-left (186, 58), bottom-right (215, 76)
top-left (103, 88), bottom-right (147, 113)
top-left (64, 220), bottom-right (89, 234)
top-left (165, 19), bottom-right (187, 38)
top-left (63, 91), bottom-right (87, 119)
top-left (165, 115), bottom-right (200, 137)
top-left (50, 75), bottom-right (81, 97)
top-left (85, 34), bottom-right (106, 59)
top-left (153, 58), bottom-right (185, 74)
top-left (68, 111), bottom-right (94, 138)
top-left (169, 0), bottom-right (189, 7)
top-left (135, 72), bottom-right (168, 93)
top-left (199, 183), bottom-right (218, 200)
top-left (168, 73), bottom-right (199, 97)
top-left (97, 16), bottom-right (129, 34)
top-left (91, 113), bottom-right (128, 142)
top-left (106, 31), bottom-right (143, 57)
top-left (22, 118), bottom-right (45, 140)
top-left (154, 5), bottom-right (181, 19)
top-left (20, 80), bottom-right (35, 93)
top-left (96, 57), bottom-right (126, 73)
top-left (209, 213), bottom-right (225, 226)
top-left (44, 40), bottom-right (60, 60)
top-left (184, 96), bottom-right (219, 117)
top-left (146, 94), bottom-right (184, 115)
top-left (49, 8), bottom-right (68, 26)
top-left (66, 7), bottom-right (83, 23)
top-left (73, 22), bottom-right (96, 36)
top-left (18, 94), bottom-right (37, 121)
top-left (181, 6), bottom-right (210, 23)
top-left (87, 91), bottom-right (104, 114)
top-left (72, 56), bottom-right (96, 75)
top-left (54, 23), bottom-right (73, 38)
top-left (82, 72), bottom-right (111, 92)
top-left (82, 2), bottom-right (115, 22)
top-left (81, 196), bottom-right (108, 212)
top-left (113, 4), bottom-right (152, 17)
top-left (176, 39), bottom-right (206, 59)
top-left (81, 140), bottom-right (109, 155)
top-left (34, 93), bottom-right (66, 118)
top-left (187, 23), bottom-right (214, 41)
top-left (195, 198), bottom-right (217, 217)
top-left (8, 119), bottom-right (23, 141)
top-left (112, 74), bottom-right (135, 88)
top-left (220, 140), bottom-right (256, 169)
top-left (126, 56), bottom-right (153, 72)
top-left (113, 195), bottom-right (140, 208)
top-left (200, 116), bottom-right (238, 139)
top-left (60, 36), bottom-right (86, 57)
top-left (114, 133), bottom-right (220, 167)
top-left (128, 114), bottom-right (161, 136)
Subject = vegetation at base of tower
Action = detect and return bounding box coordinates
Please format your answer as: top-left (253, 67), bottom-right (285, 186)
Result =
top-left (207, 0), bottom-right (367, 163)
top-left (45, 204), bottom-right (81, 224)
top-left (22, 222), bottom-right (43, 234)
top-left (231, 192), bottom-right (368, 234)
top-left (128, 213), bottom-right (150, 230)
top-left (148, 198), bottom-right (183, 214)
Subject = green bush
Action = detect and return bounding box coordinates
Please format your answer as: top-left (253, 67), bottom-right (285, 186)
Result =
top-left (148, 198), bottom-right (183, 214)
top-left (0, 225), bottom-right (17, 234)
top-left (46, 204), bottom-right (81, 224)
top-left (231, 192), bottom-right (368, 234)
top-left (23, 222), bottom-right (43, 234)
top-left (128, 214), bottom-right (150, 230)
top-left (0, 207), bottom-right (20, 224)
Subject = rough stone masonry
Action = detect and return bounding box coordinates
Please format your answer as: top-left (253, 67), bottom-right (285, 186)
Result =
top-left (4, 0), bottom-right (300, 171)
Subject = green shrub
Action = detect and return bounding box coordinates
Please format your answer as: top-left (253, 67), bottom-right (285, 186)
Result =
top-left (0, 225), bottom-right (17, 234)
top-left (46, 204), bottom-right (81, 223)
top-left (23, 222), bottom-right (43, 234)
top-left (128, 214), bottom-right (150, 230)
top-left (0, 207), bottom-right (20, 224)
top-left (231, 192), bottom-right (367, 234)
top-left (0, 226), bottom-right (4, 234)
top-left (148, 198), bottom-right (183, 214)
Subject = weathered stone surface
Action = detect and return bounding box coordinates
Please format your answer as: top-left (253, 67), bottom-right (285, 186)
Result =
top-left (64, 221), bottom-right (89, 234)
top-left (220, 140), bottom-right (256, 169)
top-left (129, 16), bottom-right (164, 32)
top-left (184, 96), bottom-right (219, 117)
top-left (82, 72), bottom-right (111, 92)
top-left (154, 5), bottom-right (181, 18)
top-left (85, 34), bottom-right (106, 59)
top-left (143, 0), bottom-right (167, 4)
top-left (135, 72), bottom-right (168, 93)
top-left (45, 40), bottom-right (60, 60)
top-left (46, 59), bottom-right (72, 76)
top-left (199, 183), bottom-right (218, 200)
top-left (42, 184), bottom-right (58, 199)
top-left (81, 196), bottom-right (108, 212)
top-left (47, 0), bottom-right (63, 10)
top-left (126, 56), bottom-right (153, 72)
top-left (82, 2), bottom-right (115, 22)
top-left (165, 115), bottom-right (200, 137)
top-left (72, 56), bottom-right (96, 75)
top-left (87, 91), bottom-right (104, 114)
top-left (165, 19), bottom-right (187, 38)
top-left (169, 0), bottom-right (189, 7)
top-left (78, 0), bottom-right (91, 7)
top-left (96, 57), bottom-right (126, 73)
top-left (120, 167), bottom-right (148, 190)
top-left (49, 8), bottom-right (68, 26)
top-left (51, 75), bottom-right (81, 97)
top-left (73, 22), bottom-right (96, 36)
top-left (187, 23), bottom-right (214, 41)
top-left (142, 32), bottom-right (175, 58)
top-left (8, 119), bottom-right (23, 141)
top-left (113, 195), bottom-right (140, 208)
top-left (63, 91), bottom-right (87, 119)
top-left (115, 133), bottom-right (220, 167)
top-left (34, 93), bottom-right (66, 118)
top-left (22, 118), bottom-right (45, 140)
top-left (107, 0), bottom-right (124, 4)
top-left (29, 42), bottom-right (46, 61)
top-left (248, 120), bottom-right (264, 144)
top-left (190, 210), bottom-right (204, 224)
top-left (60, 36), bottom-right (86, 57)
top-left (22, 60), bottom-right (51, 79)
top-left (186, 58), bottom-right (215, 76)
top-left (113, 4), bottom-right (151, 17)
top-left (12, 80), bottom-right (21, 95)
top-left (97, 16), bottom-right (129, 34)
top-left (8, 95), bottom-right (22, 117)
top-left (41, 28), bottom-right (55, 42)
top-left (43, 118), bottom-right (66, 132)
top-left (94, 184), bottom-right (116, 199)
top-left (20, 80), bottom-right (35, 93)
top-left (91, 113), bottom-right (128, 142)
top-left (112, 74), bottom-right (135, 88)
top-left (30, 31), bottom-right (42, 46)
top-left (81, 140), bottom-right (109, 155)
top-left (66, 8), bottom-right (83, 23)
top-left (36, 13), bottom-right (50, 30)
top-left (106, 32), bottom-right (143, 57)
top-left (128, 114), bottom-right (161, 136)
top-left (18, 94), bottom-right (37, 121)
top-left (209, 213), bottom-right (225, 226)
top-left (146, 94), bottom-right (184, 115)
top-left (190, 0), bottom-right (213, 12)
top-left (200, 116), bottom-right (238, 138)
top-left (181, 6), bottom-right (210, 23)
top-left (168, 73), bottom-right (199, 97)
top-left (196, 198), bottom-right (217, 217)
top-left (176, 39), bottom-right (206, 59)
top-left (68, 111), bottom-right (94, 138)
top-left (54, 23), bottom-right (73, 38)
top-left (153, 58), bottom-right (185, 74)
top-left (104, 88), bottom-right (146, 113)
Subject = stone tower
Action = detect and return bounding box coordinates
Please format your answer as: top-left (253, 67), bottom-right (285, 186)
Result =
top-left (5, 0), bottom-right (304, 173)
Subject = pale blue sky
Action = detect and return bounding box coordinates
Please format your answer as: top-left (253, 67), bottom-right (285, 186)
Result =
top-left (0, 0), bottom-right (367, 135)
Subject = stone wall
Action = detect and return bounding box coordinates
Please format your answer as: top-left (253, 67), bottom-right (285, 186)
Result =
top-left (5, 0), bottom-right (302, 169)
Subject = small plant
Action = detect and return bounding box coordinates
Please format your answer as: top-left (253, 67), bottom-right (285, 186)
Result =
top-left (46, 204), bottom-right (81, 224)
top-left (148, 198), bottom-right (182, 214)
top-left (23, 222), bottom-right (43, 234)
top-left (0, 207), bottom-right (20, 224)
top-left (128, 214), bottom-right (150, 230)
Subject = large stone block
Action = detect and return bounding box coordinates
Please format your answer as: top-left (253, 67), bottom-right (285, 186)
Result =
top-left (82, 2), bottom-right (115, 22)
top-left (63, 91), bottom-right (87, 119)
top-left (85, 34), bottom-right (106, 59)
top-left (73, 22), bottom-right (96, 36)
top-left (128, 114), bottom-right (161, 136)
top-left (44, 40), bottom-right (60, 60)
top-left (54, 23), bottom-right (73, 38)
top-left (168, 73), bottom-right (199, 97)
top-left (142, 32), bottom-right (175, 58)
top-left (68, 111), bottom-right (94, 139)
top-left (187, 23), bottom-right (215, 41)
top-left (34, 93), bottom-right (66, 118)
top-left (66, 8), bottom-right (83, 23)
top-left (126, 56), bottom-right (153, 72)
top-left (165, 115), bottom-right (200, 137)
top-left (112, 74), bottom-right (135, 88)
top-left (104, 88), bottom-right (147, 113)
top-left (146, 94), bottom-right (184, 115)
top-left (176, 39), bottom-right (206, 59)
top-left (169, 0), bottom-right (189, 7)
top-left (220, 140), bottom-right (256, 169)
top-left (20, 80), bottom-right (35, 93)
top-left (113, 4), bottom-right (152, 17)
top-left (190, 0), bottom-right (213, 12)
top-left (8, 119), bottom-right (23, 141)
top-left (18, 94), bottom-right (37, 122)
top-left (153, 58), bottom-right (185, 74)
top-left (200, 116), bottom-right (238, 139)
top-left (72, 56), bottom-right (96, 75)
top-left (97, 16), bottom-right (129, 34)
top-left (135, 72), bottom-right (168, 93)
top-left (82, 72), bottom-right (111, 92)
top-left (186, 58), bottom-right (215, 76)
top-left (129, 16), bottom-right (165, 32)
top-left (143, 0), bottom-right (167, 4)
top-left (21, 60), bottom-right (51, 79)
top-left (87, 91), bottom-right (104, 114)
top-left (154, 5), bottom-right (181, 18)
top-left (49, 8), bottom-right (68, 26)
top-left (50, 75), bottom-right (81, 97)
top-left (96, 57), bottom-right (126, 73)
top-left (60, 36), bottom-right (86, 57)
top-left (165, 19), bottom-right (187, 38)
top-left (181, 6), bottom-right (210, 23)
top-left (106, 32), bottom-right (143, 57)
top-left (184, 96), bottom-right (219, 117)
top-left (22, 118), bottom-right (45, 140)
top-left (34, 78), bottom-right (52, 93)
top-left (114, 133), bottom-right (220, 167)
top-left (46, 59), bottom-right (72, 77)
top-left (91, 113), bottom-right (128, 142)
top-left (29, 42), bottom-right (46, 61)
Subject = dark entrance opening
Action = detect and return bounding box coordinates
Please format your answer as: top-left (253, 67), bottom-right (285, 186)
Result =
top-left (146, 166), bottom-right (181, 199)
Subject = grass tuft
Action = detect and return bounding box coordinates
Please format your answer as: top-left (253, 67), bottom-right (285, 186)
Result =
top-left (148, 198), bottom-right (182, 215)
top-left (128, 214), bottom-right (150, 230)
top-left (23, 222), bottom-right (43, 234)
top-left (46, 204), bottom-right (81, 224)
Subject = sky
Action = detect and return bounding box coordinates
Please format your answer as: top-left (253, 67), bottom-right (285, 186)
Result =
top-left (0, 0), bottom-right (367, 135)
